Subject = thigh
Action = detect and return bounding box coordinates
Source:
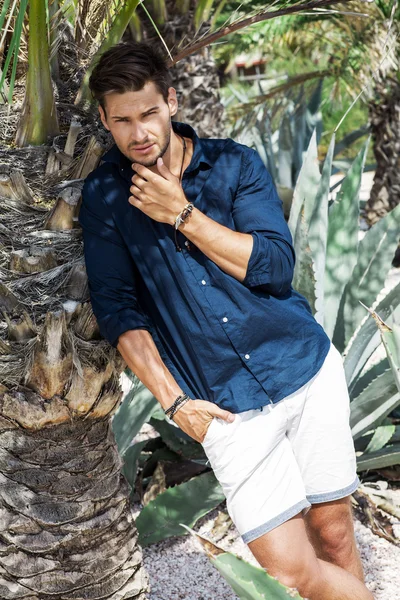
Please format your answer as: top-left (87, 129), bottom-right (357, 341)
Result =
top-left (285, 342), bottom-right (360, 502)
top-left (201, 404), bottom-right (312, 542)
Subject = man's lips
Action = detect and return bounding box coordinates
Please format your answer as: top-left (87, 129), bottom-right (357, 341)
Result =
top-left (132, 143), bottom-right (155, 152)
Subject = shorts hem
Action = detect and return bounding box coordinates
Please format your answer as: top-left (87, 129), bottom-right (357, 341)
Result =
top-left (306, 475), bottom-right (360, 504)
top-left (241, 498), bottom-right (312, 544)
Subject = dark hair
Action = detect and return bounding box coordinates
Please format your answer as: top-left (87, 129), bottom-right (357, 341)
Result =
top-left (88, 41), bottom-right (172, 115)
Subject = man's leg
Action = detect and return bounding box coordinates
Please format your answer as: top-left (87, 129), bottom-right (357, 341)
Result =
top-left (304, 495), bottom-right (365, 582)
top-left (247, 512), bottom-right (374, 600)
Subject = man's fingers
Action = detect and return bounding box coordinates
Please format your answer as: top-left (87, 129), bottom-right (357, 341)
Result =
top-left (195, 399), bottom-right (235, 423)
top-left (213, 408), bottom-right (235, 423)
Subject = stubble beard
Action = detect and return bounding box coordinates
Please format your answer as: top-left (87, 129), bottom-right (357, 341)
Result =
top-left (127, 123), bottom-right (171, 168)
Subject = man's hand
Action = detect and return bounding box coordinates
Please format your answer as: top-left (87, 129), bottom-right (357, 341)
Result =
top-left (171, 399), bottom-right (235, 443)
top-left (128, 157), bottom-right (188, 225)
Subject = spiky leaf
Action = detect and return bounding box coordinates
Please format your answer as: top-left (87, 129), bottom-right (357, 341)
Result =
top-left (136, 471), bottom-right (225, 546)
top-left (308, 133), bottom-right (334, 324)
top-left (324, 138), bottom-right (369, 340)
top-left (288, 129), bottom-right (320, 238)
top-left (292, 201), bottom-right (317, 312)
top-left (341, 203), bottom-right (400, 347)
top-left (357, 444), bottom-right (400, 471)
top-left (112, 377), bottom-right (158, 457)
top-left (182, 526), bottom-right (303, 599)
top-left (350, 365), bottom-right (400, 440)
top-left (344, 282), bottom-right (400, 388)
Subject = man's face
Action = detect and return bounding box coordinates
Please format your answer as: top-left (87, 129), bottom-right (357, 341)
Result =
top-left (99, 81), bottom-right (178, 168)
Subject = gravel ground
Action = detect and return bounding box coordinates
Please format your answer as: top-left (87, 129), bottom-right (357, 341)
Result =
top-left (133, 501), bottom-right (400, 600)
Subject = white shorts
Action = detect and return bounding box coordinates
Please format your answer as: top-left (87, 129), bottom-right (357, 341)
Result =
top-left (201, 341), bottom-right (360, 544)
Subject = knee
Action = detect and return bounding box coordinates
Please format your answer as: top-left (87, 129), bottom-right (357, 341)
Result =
top-left (267, 555), bottom-right (322, 599)
top-left (318, 524), bottom-right (356, 560)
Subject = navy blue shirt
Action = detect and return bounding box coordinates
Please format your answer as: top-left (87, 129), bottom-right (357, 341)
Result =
top-left (78, 120), bottom-right (331, 413)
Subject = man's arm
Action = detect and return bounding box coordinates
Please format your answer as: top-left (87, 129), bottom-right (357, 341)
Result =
top-left (79, 174), bottom-right (153, 347)
top-left (117, 329), bottom-right (184, 410)
top-left (178, 148), bottom-right (295, 296)
top-left (177, 207), bottom-right (253, 282)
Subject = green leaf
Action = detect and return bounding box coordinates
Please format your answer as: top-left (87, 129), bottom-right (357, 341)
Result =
top-left (355, 425), bottom-right (400, 453)
top-left (136, 471), bottom-right (225, 546)
top-left (364, 420), bottom-right (396, 453)
top-left (181, 526), bottom-right (303, 599)
top-left (359, 302), bottom-right (400, 394)
top-left (350, 368), bottom-right (400, 440)
top-left (212, 553), bottom-right (303, 599)
top-left (341, 203), bottom-right (400, 347)
top-left (324, 137), bottom-right (369, 341)
top-left (288, 129), bottom-right (321, 239)
top-left (357, 444), bottom-right (400, 472)
top-left (344, 281), bottom-right (400, 388)
top-left (292, 201), bottom-right (317, 313)
top-left (194, 0), bottom-right (214, 30)
top-left (377, 312), bottom-right (400, 393)
top-left (308, 133), bottom-right (335, 324)
top-left (349, 357), bottom-right (390, 400)
top-left (112, 377), bottom-right (158, 457)
top-left (122, 440), bottom-right (148, 492)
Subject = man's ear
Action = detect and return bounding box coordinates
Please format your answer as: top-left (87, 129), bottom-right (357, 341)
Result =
top-left (99, 105), bottom-right (110, 131)
top-left (167, 87), bottom-right (178, 118)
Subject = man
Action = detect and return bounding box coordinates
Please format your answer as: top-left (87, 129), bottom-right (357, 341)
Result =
top-left (79, 40), bottom-right (373, 600)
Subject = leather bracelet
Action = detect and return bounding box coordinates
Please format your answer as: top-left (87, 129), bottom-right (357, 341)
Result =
top-left (174, 203), bottom-right (194, 252)
top-left (164, 393), bottom-right (189, 417)
top-left (169, 397), bottom-right (191, 420)
top-left (174, 203), bottom-right (194, 230)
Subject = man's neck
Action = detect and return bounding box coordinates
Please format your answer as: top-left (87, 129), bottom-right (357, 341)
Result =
top-left (150, 131), bottom-right (194, 179)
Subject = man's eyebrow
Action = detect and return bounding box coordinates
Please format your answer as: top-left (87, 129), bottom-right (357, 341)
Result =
top-left (111, 106), bottom-right (160, 119)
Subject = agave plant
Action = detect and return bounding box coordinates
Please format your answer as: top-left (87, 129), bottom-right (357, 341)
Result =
top-left (214, 0), bottom-right (400, 226)
top-left (288, 129), bottom-right (400, 470)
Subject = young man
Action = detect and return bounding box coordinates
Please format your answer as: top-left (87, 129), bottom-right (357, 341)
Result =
top-left (79, 41), bottom-right (373, 600)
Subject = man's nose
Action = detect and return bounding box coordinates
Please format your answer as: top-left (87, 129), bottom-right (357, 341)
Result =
top-left (129, 123), bottom-right (148, 144)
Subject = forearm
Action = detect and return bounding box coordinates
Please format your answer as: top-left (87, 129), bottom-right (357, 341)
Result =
top-left (117, 329), bottom-right (184, 410)
top-left (178, 207), bottom-right (253, 282)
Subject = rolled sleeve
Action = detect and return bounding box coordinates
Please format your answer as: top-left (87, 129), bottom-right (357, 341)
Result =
top-left (232, 148), bottom-right (295, 296)
top-left (79, 174), bottom-right (152, 348)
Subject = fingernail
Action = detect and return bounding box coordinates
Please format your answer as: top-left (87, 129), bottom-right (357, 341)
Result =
top-left (227, 414), bottom-right (235, 423)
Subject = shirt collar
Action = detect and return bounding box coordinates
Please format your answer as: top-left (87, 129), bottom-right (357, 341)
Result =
top-left (101, 120), bottom-right (214, 176)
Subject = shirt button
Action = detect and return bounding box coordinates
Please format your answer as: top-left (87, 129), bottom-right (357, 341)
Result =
top-left (222, 317), bottom-right (228, 322)
top-left (244, 354), bottom-right (250, 360)
top-left (201, 280), bottom-right (206, 285)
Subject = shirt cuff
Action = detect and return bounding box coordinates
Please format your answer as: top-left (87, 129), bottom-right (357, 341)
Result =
top-left (242, 231), bottom-right (272, 287)
top-left (99, 308), bottom-right (153, 348)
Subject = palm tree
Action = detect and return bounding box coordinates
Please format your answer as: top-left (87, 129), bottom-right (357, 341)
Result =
top-left (213, 0), bottom-right (400, 227)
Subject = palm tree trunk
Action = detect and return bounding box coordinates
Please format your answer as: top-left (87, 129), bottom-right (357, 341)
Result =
top-left (364, 73), bottom-right (400, 226)
top-left (0, 155), bottom-right (149, 597)
top-left (0, 394), bottom-right (149, 599)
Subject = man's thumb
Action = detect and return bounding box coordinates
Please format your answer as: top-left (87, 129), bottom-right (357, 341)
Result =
top-left (218, 409), bottom-right (235, 423)
top-left (156, 156), bottom-right (172, 179)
